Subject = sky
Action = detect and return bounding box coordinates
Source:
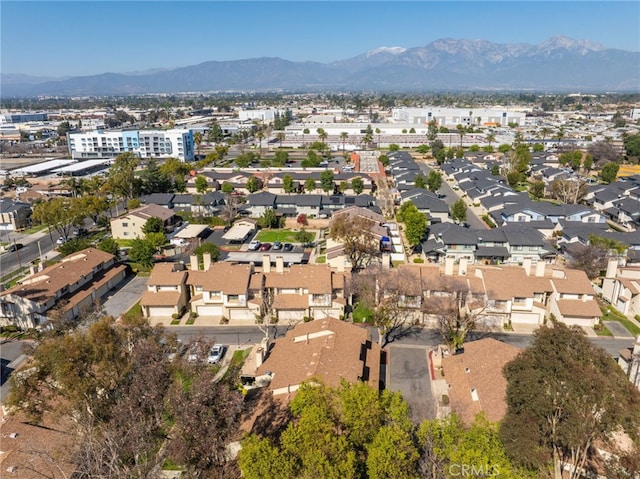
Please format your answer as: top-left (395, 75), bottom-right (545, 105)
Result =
top-left (2, 1), bottom-right (639, 78)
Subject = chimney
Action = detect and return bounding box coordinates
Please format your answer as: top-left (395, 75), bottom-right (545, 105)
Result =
top-left (633, 335), bottom-right (640, 356)
top-left (445, 257), bottom-right (454, 276)
top-left (522, 258), bottom-right (532, 276)
top-left (190, 254), bottom-right (199, 271)
top-left (276, 256), bottom-right (284, 274)
top-left (458, 258), bottom-right (468, 275)
top-left (203, 252), bottom-right (212, 271)
top-left (263, 255), bottom-right (271, 273)
top-left (535, 261), bottom-right (546, 277)
top-left (605, 258), bottom-right (619, 279)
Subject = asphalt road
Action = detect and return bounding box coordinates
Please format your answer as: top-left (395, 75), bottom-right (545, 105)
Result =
top-left (417, 161), bottom-right (486, 230)
top-left (387, 345), bottom-right (435, 421)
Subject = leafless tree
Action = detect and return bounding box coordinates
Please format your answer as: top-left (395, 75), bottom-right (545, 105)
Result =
top-left (422, 276), bottom-right (488, 351)
top-left (329, 213), bottom-right (381, 271)
top-left (351, 265), bottom-right (423, 347)
top-left (220, 194), bottom-right (239, 226)
top-left (549, 178), bottom-right (588, 204)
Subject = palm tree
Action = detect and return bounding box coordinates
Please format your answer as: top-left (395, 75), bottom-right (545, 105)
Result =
top-left (317, 128), bottom-right (328, 147)
top-left (302, 128), bottom-right (309, 148)
top-left (340, 132), bottom-right (349, 153)
top-left (276, 132), bottom-right (285, 149)
top-left (456, 124), bottom-right (465, 148)
top-left (256, 130), bottom-right (265, 154)
top-left (539, 127), bottom-right (551, 141)
top-left (375, 128), bottom-right (381, 147)
top-left (193, 131), bottom-right (203, 159)
top-left (486, 131), bottom-right (496, 148)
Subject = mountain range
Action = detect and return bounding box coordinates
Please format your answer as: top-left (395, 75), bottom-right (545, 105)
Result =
top-left (2, 36), bottom-right (638, 97)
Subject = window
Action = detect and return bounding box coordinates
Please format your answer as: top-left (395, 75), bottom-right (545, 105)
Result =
top-left (122, 222), bottom-right (128, 227)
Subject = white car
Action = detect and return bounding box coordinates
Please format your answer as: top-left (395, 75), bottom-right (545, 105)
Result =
top-left (56, 237), bottom-right (67, 245)
top-left (248, 240), bottom-right (261, 251)
top-left (208, 344), bottom-right (225, 364)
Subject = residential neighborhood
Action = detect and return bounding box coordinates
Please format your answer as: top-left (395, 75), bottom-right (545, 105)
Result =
top-left (2, 91), bottom-right (640, 478)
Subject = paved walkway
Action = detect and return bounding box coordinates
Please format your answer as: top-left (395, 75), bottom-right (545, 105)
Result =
top-left (604, 321), bottom-right (634, 338)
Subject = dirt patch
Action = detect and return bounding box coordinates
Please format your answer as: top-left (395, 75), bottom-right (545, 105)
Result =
top-left (283, 218), bottom-right (329, 230)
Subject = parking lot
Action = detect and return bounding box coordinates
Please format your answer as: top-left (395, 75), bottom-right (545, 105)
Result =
top-left (103, 275), bottom-right (148, 319)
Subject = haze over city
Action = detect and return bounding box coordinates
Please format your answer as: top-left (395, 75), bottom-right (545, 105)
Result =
top-left (2, 0), bottom-right (639, 77)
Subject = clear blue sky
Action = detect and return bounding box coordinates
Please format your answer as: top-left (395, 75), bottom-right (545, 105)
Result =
top-left (2, 1), bottom-right (639, 77)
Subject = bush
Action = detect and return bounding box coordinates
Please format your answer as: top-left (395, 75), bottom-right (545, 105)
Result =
top-left (413, 258), bottom-right (425, 264)
top-left (171, 313), bottom-right (181, 320)
top-left (189, 311), bottom-right (198, 319)
top-left (303, 316), bottom-right (313, 323)
top-left (220, 317), bottom-right (229, 324)
top-left (441, 394), bottom-right (450, 406)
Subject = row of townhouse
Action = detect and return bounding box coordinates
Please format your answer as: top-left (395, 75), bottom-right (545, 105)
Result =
top-left (187, 169), bottom-right (376, 196)
top-left (0, 248), bottom-right (127, 328)
top-left (421, 222), bottom-right (556, 265)
top-left (386, 151), bottom-right (451, 221)
top-left (139, 255), bottom-right (349, 323)
top-left (391, 259), bottom-right (601, 328)
top-left (244, 191), bottom-right (380, 218)
top-left (584, 176), bottom-right (640, 229)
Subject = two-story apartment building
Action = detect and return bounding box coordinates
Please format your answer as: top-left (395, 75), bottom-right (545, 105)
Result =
top-left (0, 248), bottom-right (127, 328)
top-left (110, 204), bottom-right (177, 240)
top-left (0, 199), bottom-right (31, 231)
top-left (140, 263), bottom-right (189, 319)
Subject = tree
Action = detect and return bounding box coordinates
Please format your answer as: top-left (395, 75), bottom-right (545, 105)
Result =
top-left (485, 131), bottom-right (496, 147)
top-left (128, 238), bottom-right (155, 268)
top-left (317, 128), bottom-right (328, 146)
top-left (403, 207), bottom-right (428, 247)
top-left (362, 124), bottom-right (374, 149)
top-left (193, 242), bottom-right (220, 264)
top-left (427, 170), bottom-right (442, 192)
top-left (601, 161), bottom-right (620, 183)
top-left (195, 175), bottom-right (209, 194)
top-left (417, 144), bottom-right (430, 154)
top-left (529, 180), bottom-right (545, 200)
top-left (549, 178), bottom-right (588, 204)
top-left (329, 213), bottom-right (381, 271)
top-left (97, 237), bottom-right (119, 257)
top-left (221, 181), bottom-right (234, 194)
top-left (296, 213), bottom-right (308, 226)
top-left (142, 216), bottom-right (164, 234)
top-left (427, 120), bottom-right (439, 142)
top-left (273, 150), bottom-right (289, 167)
top-left (32, 197), bottom-right (83, 242)
top-left (304, 177), bottom-right (317, 193)
top-left (139, 159), bottom-right (173, 194)
top-left (501, 322), bottom-right (640, 479)
top-left (340, 131), bottom-right (349, 152)
top-left (623, 132), bottom-right (640, 161)
top-left (106, 152), bottom-right (140, 202)
top-left (193, 131), bottom-right (203, 158)
top-left (246, 175), bottom-right (263, 193)
top-left (352, 265), bottom-right (424, 347)
top-left (450, 199), bottom-right (467, 224)
top-left (414, 174), bottom-right (427, 189)
top-left (320, 169), bottom-right (335, 193)
top-left (207, 120), bottom-right (224, 143)
top-left (276, 131), bottom-right (285, 148)
top-left (302, 128), bottom-right (309, 147)
top-left (282, 174), bottom-right (296, 194)
top-left (259, 208), bottom-right (281, 229)
top-left (295, 228), bottom-right (314, 244)
top-left (145, 231), bottom-right (166, 252)
top-left (456, 124), bottom-right (466, 147)
top-left (589, 141), bottom-right (620, 165)
top-left (351, 177), bottom-right (364, 195)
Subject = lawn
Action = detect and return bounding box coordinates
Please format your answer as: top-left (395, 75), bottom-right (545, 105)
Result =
top-left (255, 229), bottom-right (299, 243)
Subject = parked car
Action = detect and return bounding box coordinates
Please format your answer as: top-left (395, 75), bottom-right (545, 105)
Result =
top-left (208, 344), bottom-right (225, 364)
top-left (73, 228), bottom-right (88, 237)
top-left (273, 241), bottom-right (283, 250)
top-left (259, 242), bottom-right (272, 251)
top-left (283, 243), bottom-right (293, 251)
top-left (248, 240), bottom-right (262, 251)
top-left (56, 237), bottom-right (66, 245)
top-left (5, 243), bottom-right (23, 253)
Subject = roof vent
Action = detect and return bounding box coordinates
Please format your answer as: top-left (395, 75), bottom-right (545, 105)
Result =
top-left (465, 367), bottom-right (470, 373)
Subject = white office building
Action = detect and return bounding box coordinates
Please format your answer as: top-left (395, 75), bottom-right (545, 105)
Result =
top-left (68, 129), bottom-right (195, 162)
top-left (391, 107), bottom-right (526, 127)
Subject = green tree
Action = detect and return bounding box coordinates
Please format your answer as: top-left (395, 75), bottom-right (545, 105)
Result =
top-left (139, 159), bottom-right (172, 194)
top-left (128, 238), bottom-right (155, 268)
top-left (272, 150), bottom-right (289, 167)
top-left (317, 128), bottom-right (328, 146)
top-left (282, 174), bottom-right (296, 194)
top-left (320, 169), bottom-right (335, 193)
top-left (417, 144), bottom-right (430, 154)
top-left (246, 176), bottom-right (263, 193)
top-left (501, 322), bottom-right (640, 479)
top-left (414, 174), bottom-right (427, 189)
top-left (529, 180), bottom-right (545, 200)
top-left (601, 161), bottom-right (620, 183)
top-left (97, 237), bottom-right (119, 257)
top-left (623, 132), bottom-right (640, 160)
top-left (367, 424), bottom-right (419, 479)
top-left (193, 242), bottom-right (220, 264)
top-left (32, 197), bottom-right (83, 241)
top-left (106, 152), bottom-right (140, 202)
top-left (388, 144), bottom-right (400, 152)
top-left (403, 208), bottom-right (428, 247)
top-left (450, 199), bottom-right (467, 224)
top-left (295, 228), bottom-right (314, 244)
top-left (427, 170), bottom-right (442, 192)
top-left (142, 216), bottom-right (164, 234)
top-left (193, 131), bottom-right (203, 158)
top-left (339, 131), bottom-right (349, 152)
top-left (221, 181), bottom-right (234, 194)
top-left (304, 177), bottom-right (317, 193)
top-left (498, 143), bottom-right (512, 154)
top-left (351, 177), bottom-right (364, 195)
top-left (259, 208), bottom-right (281, 229)
top-left (427, 120), bottom-right (439, 142)
top-left (582, 154), bottom-right (593, 172)
top-left (195, 175), bottom-right (209, 194)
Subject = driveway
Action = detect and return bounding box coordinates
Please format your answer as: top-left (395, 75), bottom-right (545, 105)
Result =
top-left (103, 275), bottom-right (148, 319)
top-left (387, 344), bottom-right (435, 422)
top-left (604, 321), bottom-right (634, 338)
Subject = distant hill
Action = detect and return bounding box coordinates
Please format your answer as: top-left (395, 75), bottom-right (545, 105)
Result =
top-left (2, 36), bottom-right (638, 97)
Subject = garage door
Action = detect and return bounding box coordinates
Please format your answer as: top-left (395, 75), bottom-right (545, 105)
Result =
top-left (278, 310), bottom-right (305, 321)
top-left (562, 317), bottom-right (593, 327)
top-left (511, 313), bottom-right (541, 325)
top-left (229, 309), bottom-right (256, 320)
top-left (197, 305), bottom-right (223, 316)
top-left (148, 306), bottom-right (175, 317)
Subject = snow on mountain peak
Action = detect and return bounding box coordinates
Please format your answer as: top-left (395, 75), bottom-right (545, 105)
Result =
top-left (367, 46), bottom-right (407, 57)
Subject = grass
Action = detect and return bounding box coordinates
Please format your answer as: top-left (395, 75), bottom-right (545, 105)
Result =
top-left (594, 324), bottom-right (614, 336)
top-left (230, 348), bottom-right (252, 367)
top-left (315, 255), bottom-right (326, 263)
top-left (255, 229), bottom-right (300, 243)
top-left (21, 224), bottom-right (49, 234)
top-left (352, 303), bottom-right (373, 323)
top-left (122, 301), bottom-right (143, 322)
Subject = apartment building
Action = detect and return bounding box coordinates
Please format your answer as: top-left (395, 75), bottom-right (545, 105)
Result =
top-left (68, 128), bottom-right (195, 162)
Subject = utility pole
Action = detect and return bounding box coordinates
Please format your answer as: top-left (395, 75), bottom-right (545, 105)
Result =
top-left (13, 239), bottom-right (22, 268)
